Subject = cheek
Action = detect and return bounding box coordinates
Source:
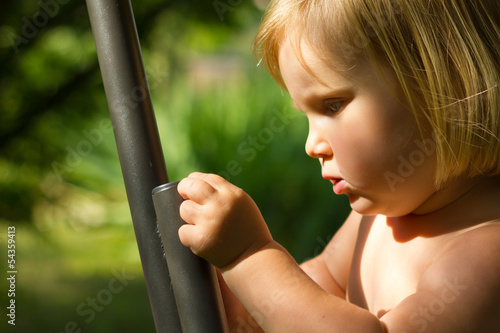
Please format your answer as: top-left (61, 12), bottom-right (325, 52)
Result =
top-left (332, 112), bottom-right (421, 190)
top-left (330, 128), bottom-right (384, 185)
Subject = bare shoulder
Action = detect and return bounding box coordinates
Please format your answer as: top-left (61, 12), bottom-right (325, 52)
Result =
top-left (382, 220), bottom-right (500, 332)
top-left (437, 220), bottom-right (500, 276)
top-left (422, 221), bottom-right (500, 329)
top-left (431, 220), bottom-right (500, 290)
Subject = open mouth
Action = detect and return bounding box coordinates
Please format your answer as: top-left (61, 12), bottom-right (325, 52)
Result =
top-left (323, 175), bottom-right (347, 195)
top-left (332, 179), bottom-right (347, 195)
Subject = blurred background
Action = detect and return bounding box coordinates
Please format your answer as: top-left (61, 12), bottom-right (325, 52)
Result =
top-left (0, 0), bottom-right (350, 331)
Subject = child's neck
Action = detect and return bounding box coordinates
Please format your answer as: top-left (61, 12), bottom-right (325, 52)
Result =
top-left (387, 175), bottom-right (500, 242)
top-left (412, 177), bottom-right (482, 215)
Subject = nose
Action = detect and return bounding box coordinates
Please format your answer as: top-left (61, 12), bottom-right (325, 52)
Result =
top-left (305, 123), bottom-right (332, 159)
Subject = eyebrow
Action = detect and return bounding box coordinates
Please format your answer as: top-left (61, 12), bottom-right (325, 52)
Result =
top-left (286, 79), bottom-right (354, 115)
top-left (302, 86), bottom-right (353, 108)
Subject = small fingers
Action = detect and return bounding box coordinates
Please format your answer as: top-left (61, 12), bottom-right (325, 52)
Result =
top-left (179, 221), bottom-right (210, 257)
top-left (177, 174), bottom-right (218, 203)
top-left (187, 172), bottom-right (229, 189)
top-left (178, 224), bottom-right (197, 248)
top-left (179, 199), bottom-right (202, 225)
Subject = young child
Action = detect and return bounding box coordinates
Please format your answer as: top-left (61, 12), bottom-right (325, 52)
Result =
top-left (177, 0), bottom-right (500, 331)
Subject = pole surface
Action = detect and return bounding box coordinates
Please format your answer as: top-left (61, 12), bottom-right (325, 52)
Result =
top-left (85, 0), bottom-right (181, 331)
top-left (153, 182), bottom-right (229, 333)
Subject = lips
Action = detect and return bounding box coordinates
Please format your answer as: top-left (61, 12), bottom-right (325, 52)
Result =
top-left (322, 175), bottom-right (347, 195)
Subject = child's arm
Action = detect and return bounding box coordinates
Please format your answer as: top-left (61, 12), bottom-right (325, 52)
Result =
top-left (300, 210), bottom-right (363, 298)
top-left (220, 239), bottom-right (385, 332)
top-left (177, 172), bottom-right (385, 332)
top-left (215, 269), bottom-right (265, 332)
top-left (177, 172), bottom-right (500, 332)
top-left (216, 209), bottom-right (362, 332)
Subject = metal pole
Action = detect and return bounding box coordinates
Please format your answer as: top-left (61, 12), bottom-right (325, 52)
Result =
top-left (85, 0), bottom-right (181, 331)
top-left (86, 1), bottom-right (228, 332)
top-left (153, 182), bottom-right (229, 333)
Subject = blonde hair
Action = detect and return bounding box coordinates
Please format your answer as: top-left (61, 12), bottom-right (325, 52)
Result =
top-left (254, 0), bottom-right (500, 187)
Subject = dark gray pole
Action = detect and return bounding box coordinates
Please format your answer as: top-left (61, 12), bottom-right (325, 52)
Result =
top-left (153, 182), bottom-right (229, 333)
top-left (85, 0), bottom-right (181, 331)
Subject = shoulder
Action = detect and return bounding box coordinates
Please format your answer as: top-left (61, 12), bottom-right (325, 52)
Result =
top-left (429, 221), bottom-right (500, 289)
top-left (435, 221), bottom-right (500, 274)
top-left (419, 221), bottom-right (500, 329)
top-left (381, 221), bottom-right (500, 332)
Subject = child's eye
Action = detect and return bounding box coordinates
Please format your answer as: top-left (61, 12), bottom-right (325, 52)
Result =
top-left (323, 100), bottom-right (344, 114)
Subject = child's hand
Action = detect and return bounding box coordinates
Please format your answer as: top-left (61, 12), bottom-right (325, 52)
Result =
top-left (177, 172), bottom-right (273, 269)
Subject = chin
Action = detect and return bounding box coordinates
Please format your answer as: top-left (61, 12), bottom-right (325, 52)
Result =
top-left (349, 195), bottom-right (414, 217)
top-left (348, 195), bottom-right (380, 216)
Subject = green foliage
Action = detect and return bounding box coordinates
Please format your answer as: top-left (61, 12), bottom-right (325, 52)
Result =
top-left (0, 0), bottom-right (351, 331)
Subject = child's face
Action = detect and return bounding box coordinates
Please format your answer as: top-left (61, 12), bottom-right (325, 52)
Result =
top-left (279, 39), bottom-right (438, 217)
